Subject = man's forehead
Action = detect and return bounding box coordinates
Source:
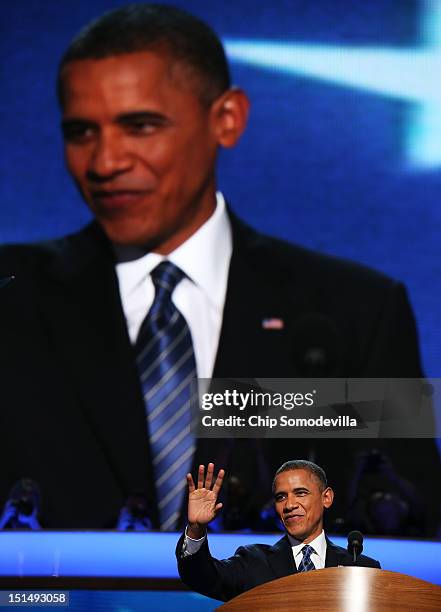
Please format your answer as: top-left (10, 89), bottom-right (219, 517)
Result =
top-left (274, 469), bottom-right (320, 492)
top-left (60, 50), bottom-right (202, 110)
top-left (61, 52), bottom-right (169, 89)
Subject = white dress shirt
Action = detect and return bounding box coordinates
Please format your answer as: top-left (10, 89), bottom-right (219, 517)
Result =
top-left (288, 529), bottom-right (327, 570)
top-left (114, 192), bottom-right (232, 378)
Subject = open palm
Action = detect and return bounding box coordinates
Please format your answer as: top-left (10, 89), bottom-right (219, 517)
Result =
top-left (187, 463), bottom-right (225, 528)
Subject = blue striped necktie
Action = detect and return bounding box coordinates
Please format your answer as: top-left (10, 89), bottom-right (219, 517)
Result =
top-left (135, 261), bottom-right (196, 531)
top-left (298, 545), bottom-right (316, 572)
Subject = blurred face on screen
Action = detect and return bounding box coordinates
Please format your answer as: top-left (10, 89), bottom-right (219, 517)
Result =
top-left (273, 469), bottom-right (334, 542)
top-left (60, 51), bottom-right (248, 253)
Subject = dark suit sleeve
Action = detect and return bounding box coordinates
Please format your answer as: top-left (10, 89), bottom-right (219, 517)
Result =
top-left (176, 533), bottom-right (249, 602)
top-left (359, 554), bottom-right (381, 569)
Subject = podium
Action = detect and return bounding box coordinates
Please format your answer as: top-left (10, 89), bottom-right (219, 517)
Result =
top-left (217, 567), bottom-right (441, 611)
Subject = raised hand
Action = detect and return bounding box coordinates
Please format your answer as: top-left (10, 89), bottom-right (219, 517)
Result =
top-left (186, 463), bottom-right (225, 539)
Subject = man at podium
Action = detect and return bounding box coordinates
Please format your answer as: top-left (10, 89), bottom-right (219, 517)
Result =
top-left (177, 460), bottom-right (380, 601)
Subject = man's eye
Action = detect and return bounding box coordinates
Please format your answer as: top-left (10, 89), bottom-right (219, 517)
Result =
top-left (62, 124), bottom-right (95, 143)
top-left (122, 116), bottom-right (168, 135)
top-left (132, 121), bottom-right (152, 131)
top-left (124, 120), bottom-right (159, 135)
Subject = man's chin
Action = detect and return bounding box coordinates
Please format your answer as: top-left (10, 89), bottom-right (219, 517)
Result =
top-left (286, 529), bottom-right (306, 540)
top-left (98, 219), bottom-right (163, 250)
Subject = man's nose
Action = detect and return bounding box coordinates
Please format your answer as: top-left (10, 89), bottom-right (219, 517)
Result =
top-left (87, 131), bottom-right (133, 180)
top-left (283, 495), bottom-right (298, 511)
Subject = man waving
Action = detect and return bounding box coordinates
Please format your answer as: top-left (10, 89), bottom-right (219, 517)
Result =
top-left (177, 461), bottom-right (380, 602)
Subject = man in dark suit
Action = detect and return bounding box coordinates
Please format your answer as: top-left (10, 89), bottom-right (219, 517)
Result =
top-left (0, 4), bottom-right (438, 531)
top-left (177, 461), bottom-right (380, 602)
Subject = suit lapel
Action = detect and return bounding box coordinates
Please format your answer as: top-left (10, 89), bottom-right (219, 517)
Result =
top-left (325, 538), bottom-right (348, 567)
top-left (213, 215), bottom-right (299, 379)
top-left (36, 224), bottom-right (157, 519)
top-left (267, 536), bottom-right (297, 579)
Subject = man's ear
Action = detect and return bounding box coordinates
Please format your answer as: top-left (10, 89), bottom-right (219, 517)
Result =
top-left (322, 487), bottom-right (334, 510)
top-left (210, 87), bottom-right (250, 148)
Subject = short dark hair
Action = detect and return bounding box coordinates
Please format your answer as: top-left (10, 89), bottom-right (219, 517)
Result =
top-left (57, 3), bottom-right (231, 107)
top-left (272, 460), bottom-right (328, 493)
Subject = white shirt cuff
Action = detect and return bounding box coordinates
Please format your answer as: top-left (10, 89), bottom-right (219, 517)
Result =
top-left (182, 525), bottom-right (207, 557)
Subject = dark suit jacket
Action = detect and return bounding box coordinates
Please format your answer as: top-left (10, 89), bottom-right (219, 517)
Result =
top-left (0, 215), bottom-right (438, 529)
top-left (176, 532), bottom-right (381, 601)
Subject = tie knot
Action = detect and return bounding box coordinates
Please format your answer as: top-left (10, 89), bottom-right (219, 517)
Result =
top-left (302, 544), bottom-right (316, 558)
top-left (151, 261), bottom-right (185, 297)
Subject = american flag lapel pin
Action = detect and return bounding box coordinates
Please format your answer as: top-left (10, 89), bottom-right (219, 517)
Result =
top-left (262, 317), bottom-right (284, 330)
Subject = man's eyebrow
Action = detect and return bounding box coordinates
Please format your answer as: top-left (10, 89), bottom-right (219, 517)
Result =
top-left (116, 111), bottom-right (170, 124)
top-left (60, 112), bottom-right (170, 129)
top-left (273, 486), bottom-right (310, 497)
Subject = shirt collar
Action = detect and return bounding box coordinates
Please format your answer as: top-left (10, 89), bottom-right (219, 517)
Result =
top-left (288, 530), bottom-right (327, 563)
top-left (114, 192), bottom-right (232, 311)
top-left (167, 192), bottom-right (231, 310)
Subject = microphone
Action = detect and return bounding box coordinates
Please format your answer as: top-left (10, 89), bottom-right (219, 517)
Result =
top-left (347, 530), bottom-right (364, 564)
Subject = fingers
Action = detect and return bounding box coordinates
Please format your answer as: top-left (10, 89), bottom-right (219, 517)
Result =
top-left (213, 468), bottom-right (225, 496)
top-left (197, 464), bottom-right (205, 489)
top-left (205, 462), bottom-right (215, 489)
top-left (191, 463), bottom-right (225, 490)
top-left (187, 473), bottom-right (195, 493)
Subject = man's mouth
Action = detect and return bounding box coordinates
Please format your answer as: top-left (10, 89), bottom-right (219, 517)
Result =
top-left (91, 190), bottom-right (150, 208)
top-left (284, 514), bottom-right (305, 523)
